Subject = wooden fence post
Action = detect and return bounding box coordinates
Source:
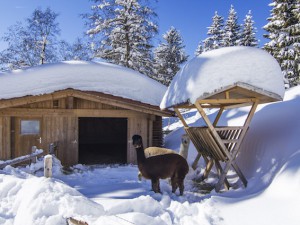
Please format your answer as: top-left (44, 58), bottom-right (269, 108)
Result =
top-left (31, 146), bottom-right (37, 164)
top-left (44, 155), bottom-right (53, 178)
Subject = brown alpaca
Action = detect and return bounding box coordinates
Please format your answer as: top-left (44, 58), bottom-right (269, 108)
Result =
top-left (137, 147), bottom-right (177, 181)
top-left (132, 135), bottom-right (189, 195)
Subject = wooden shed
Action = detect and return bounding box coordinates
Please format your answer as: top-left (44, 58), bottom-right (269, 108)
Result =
top-left (0, 61), bottom-right (173, 166)
top-left (161, 46), bottom-right (285, 192)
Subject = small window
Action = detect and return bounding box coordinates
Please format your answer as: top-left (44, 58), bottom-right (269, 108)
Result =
top-left (21, 120), bottom-right (40, 135)
top-left (53, 100), bottom-right (59, 108)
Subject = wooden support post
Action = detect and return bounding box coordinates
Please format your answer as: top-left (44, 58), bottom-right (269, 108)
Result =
top-left (174, 108), bottom-right (189, 128)
top-left (194, 101), bottom-right (233, 161)
top-left (213, 107), bottom-right (224, 126)
top-left (44, 155), bottom-right (53, 178)
top-left (202, 159), bottom-right (214, 180)
top-left (31, 146), bottom-right (37, 163)
top-left (192, 153), bottom-right (201, 170)
top-left (215, 100), bottom-right (259, 192)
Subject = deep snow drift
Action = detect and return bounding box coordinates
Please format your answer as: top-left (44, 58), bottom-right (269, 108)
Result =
top-left (1, 86), bottom-right (299, 225)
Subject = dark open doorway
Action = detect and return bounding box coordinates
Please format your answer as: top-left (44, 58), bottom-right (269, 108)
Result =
top-left (79, 117), bottom-right (128, 165)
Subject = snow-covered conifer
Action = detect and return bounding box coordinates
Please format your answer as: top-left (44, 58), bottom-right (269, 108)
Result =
top-left (195, 42), bottom-right (204, 56)
top-left (84, 0), bottom-right (158, 77)
top-left (223, 5), bottom-right (241, 47)
top-left (240, 10), bottom-right (258, 47)
top-left (202, 11), bottom-right (224, 51)
top-left (264, 0), bottom-right (300, 87)
top-left (153, 27), bottom-right (188, 86)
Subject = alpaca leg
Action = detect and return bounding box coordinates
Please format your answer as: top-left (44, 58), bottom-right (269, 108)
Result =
top-left (138, 171), bottom-right (142, 181)
top-left (178, 179), bottom-right (185, 196)
top-left (157, 179), bottom-right (161, 193)
top-left (151, 178), bottom-right (160, 193)
top-left (171, 176), bottom-right (178, 193)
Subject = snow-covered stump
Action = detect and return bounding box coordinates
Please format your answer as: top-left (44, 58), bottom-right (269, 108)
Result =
top-left (44, 155), bottom-right (53, 178)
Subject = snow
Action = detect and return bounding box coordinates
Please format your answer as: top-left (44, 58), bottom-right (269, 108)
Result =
top-left (0, 60), bottom-right (166, 106)
top-left (1, 85), bottom-right (300, 224)
top-left (161, 46), bottom-right (285, 109)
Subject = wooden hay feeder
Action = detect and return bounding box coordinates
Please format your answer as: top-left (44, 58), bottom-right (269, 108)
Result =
top-left (160, 47), bottom-right (285, 192)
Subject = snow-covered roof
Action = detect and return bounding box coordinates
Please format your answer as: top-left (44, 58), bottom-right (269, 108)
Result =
top-left (160, 46), bottom-right (285, 109)
top-left (0, 61), bottom-right (167, 106)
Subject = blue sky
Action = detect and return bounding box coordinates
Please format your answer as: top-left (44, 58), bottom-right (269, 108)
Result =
top-left (0, 0), bottom-right (272, 56)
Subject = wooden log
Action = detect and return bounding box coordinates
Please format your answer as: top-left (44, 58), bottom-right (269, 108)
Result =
top-left (0, 149), bottom-right (43, 169)
top-left (67, 217), bottom-right (88, 225)
top-left (44, 155), bottom-right (53, 178)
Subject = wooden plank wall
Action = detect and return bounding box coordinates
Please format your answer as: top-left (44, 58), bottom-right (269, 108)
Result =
top-left (127, 117), bottom-right (149, 164)
top-left (0, 96), bottom-right (164, 166)
top-left (0, 116), bottom-right (11, 160)
top-left (42, 116), bottom-right (78, 166)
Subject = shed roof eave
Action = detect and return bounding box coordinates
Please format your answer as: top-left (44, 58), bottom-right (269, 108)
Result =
top-left (0, 88), bottom-right (174, 117)
top-left (195, 82), bottom-right (283, 103)
top-left (163, 82), bottom-right (283, 109)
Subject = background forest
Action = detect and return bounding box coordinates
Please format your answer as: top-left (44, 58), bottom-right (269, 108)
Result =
top-left (0, 0), bottom-right (299, 88)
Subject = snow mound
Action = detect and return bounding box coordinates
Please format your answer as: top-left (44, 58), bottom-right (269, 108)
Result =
top-left (0, 167), bottom-right (105, 225)
top-left (161, 46), bottom-right (285, 109)
top-left (0, 60), bottom-right (166, 106)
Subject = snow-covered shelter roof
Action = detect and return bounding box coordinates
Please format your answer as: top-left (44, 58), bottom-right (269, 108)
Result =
top-left (0, 61), bottom-right (166, 107)
top-left (160, 46), bottom-right (285, 109)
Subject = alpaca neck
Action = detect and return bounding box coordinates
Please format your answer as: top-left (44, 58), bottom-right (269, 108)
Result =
top-left (179, 143), bottom-right (189, 159)
top-left (135, 146), bottom-right (146, 163)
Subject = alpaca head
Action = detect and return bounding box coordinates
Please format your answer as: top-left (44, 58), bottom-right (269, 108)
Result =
top-left (132, 135), bottom-right (143, 148)
top-left (181, 134), bottom-right (190, 147)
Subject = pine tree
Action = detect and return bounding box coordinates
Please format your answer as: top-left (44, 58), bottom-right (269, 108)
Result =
top-left (153, 27), bottom-right (188, 85)
top-left (195, 42), bottom-right (204, 56)
top-left (223, 5), bottom-right (241, 47)
top-left (264, 0), bottom-right (300, 87)
top-left (202, 11), bottom-right (224, 51)
top-left (240, 10), bottom-right (258, 47)
top-left (84, 0), bottom-right (158, 76)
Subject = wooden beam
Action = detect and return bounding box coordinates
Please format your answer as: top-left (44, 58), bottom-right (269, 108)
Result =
top-left (194, 101), bottom-right (233, 162)
top-left (0, 149), bottom-right (44, 169)
top-left (71, 90), bottom-right (172, 117)
top-left (213, 107), bottom-right (224, 126)
top-left (0, 90), bottom-right (71, 109)
top-left (0, 89), bottom-right (174, 117)
top-left (198, 98), bottom-right (257, 105)
top-left (174, 108), bottom-right (188, 128)
top-left (0, 108), bottom-right (150, 118)
top-left (215, 99), bottom-right (259, 192)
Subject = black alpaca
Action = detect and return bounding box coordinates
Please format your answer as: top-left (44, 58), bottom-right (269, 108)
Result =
top-left (132, 134), bottom-right (189, 195)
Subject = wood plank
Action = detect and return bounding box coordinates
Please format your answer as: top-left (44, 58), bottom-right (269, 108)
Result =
top-left (194, 101), bottom-right (233, 161)
top-left (213, 107), bottom-right (224, 126)
top-left (0, 108), bottom-right (150, 118)
top-left (0, 117), bottom-right (11, 160)
top-left (0, 149), bottom-right (43, 169)
top-left (0, 90), bottom-right (71, 109)
top-left (215, 100), bottom-right (259, 192)
top-left (174, 108), bottom-right (188, 128)
top-left (0, 89), bottom-right (173, 117)
top-left (198, 98), bottom-right (257, 104)
top-left (72, 90), bottom-right (173, 117)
